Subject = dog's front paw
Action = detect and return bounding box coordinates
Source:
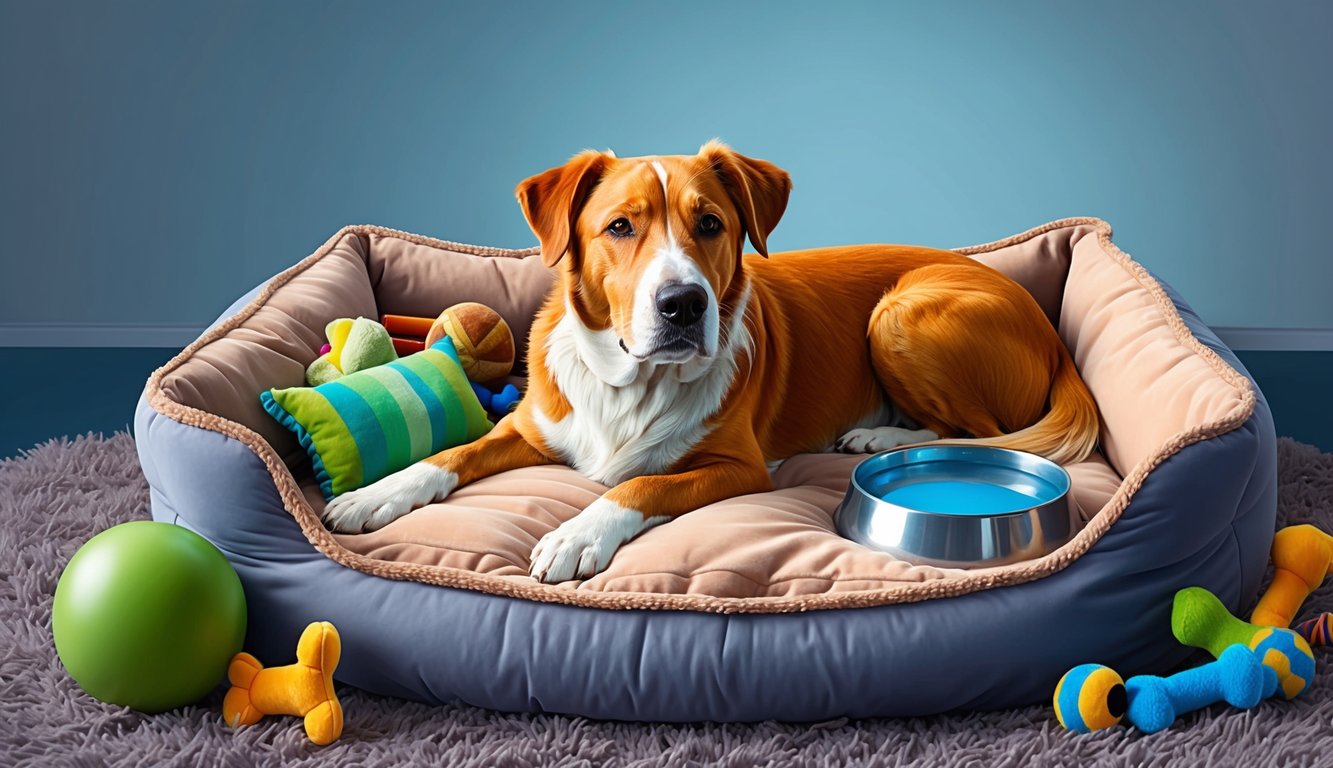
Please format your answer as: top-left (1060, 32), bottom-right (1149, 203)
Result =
top-left (835, 427), bottom-right (939, 454)
top-left (529, 498), bottom-right (666, 583)
top-left (322, 463), bottom-right (458, 533)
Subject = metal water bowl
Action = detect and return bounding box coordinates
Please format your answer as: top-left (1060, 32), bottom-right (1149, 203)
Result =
top-left (834, 445), bottom-right (1077, 568)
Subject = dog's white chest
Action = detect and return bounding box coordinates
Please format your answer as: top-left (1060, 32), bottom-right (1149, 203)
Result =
top-left (534, 373), bottom-right (708, 486)
top-left (533, 310), bottom-right (741, 486)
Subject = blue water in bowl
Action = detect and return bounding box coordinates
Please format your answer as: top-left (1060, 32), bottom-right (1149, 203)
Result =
top-left (858, 452), bottom-right (1068, 517)
top-left (881, 480), bottom-right (1042, 516)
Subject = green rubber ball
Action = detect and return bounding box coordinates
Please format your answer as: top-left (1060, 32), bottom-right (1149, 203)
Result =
top-left (52, 521), bottom-right (247, 713)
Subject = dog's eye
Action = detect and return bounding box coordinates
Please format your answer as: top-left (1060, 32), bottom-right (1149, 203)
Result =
top-left (698, 214), bottom-right (722, 236)
top-left (607, 218), bottom-right (634, 237)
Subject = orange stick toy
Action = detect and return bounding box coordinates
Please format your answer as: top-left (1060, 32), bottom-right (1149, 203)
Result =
top-left (1250, 525), bottom-right (1333, 628)
top-left (391, 337), bottom-right (426, 356)
top-left (381, 314), bottom-right (435, 339)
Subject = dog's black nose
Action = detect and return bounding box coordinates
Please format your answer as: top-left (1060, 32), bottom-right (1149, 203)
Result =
top-left (655, 283), bottom-right (708, 327)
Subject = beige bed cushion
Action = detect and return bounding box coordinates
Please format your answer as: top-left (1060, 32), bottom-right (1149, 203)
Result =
top-left (146, 219), bottom-right (1253, 612)
top-left (155, 231), bottom-right (551, 468)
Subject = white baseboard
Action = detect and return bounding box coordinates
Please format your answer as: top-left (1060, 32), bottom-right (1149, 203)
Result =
top-left (0, 323), bottom-right (1330, 352)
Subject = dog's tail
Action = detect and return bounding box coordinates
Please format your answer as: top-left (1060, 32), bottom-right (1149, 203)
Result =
top-left (923, 346), bottom-right (1101, 466)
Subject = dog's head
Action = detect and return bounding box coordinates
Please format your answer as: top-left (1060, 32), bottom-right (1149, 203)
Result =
top-left (517, 140), bottom-right (790, 366)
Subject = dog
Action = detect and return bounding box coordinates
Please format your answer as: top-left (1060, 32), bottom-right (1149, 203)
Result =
top-left (322, 140), bottom-right (1100, 583)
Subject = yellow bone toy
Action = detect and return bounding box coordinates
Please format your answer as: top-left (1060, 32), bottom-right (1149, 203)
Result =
top-left (223, 621), bottom-right (343, 746)
top-left (1251, 525), bottom-right (1333, 628)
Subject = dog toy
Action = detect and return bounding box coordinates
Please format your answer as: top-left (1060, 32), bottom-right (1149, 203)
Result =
top-left (307, 308), bottom-right (519, 418)
top-left (1250, 524), bottom-right (1333, 629)
top-left (306, 317), bottom-right (397, 385)
top-left (383, 305), bottom-right (516, 385)
top-left (223, 621), bottom-right (343, 746)
top-left (1296, 613), bottom-right (1333, 645)
top-left (384, 303), bottom-right (520, 416)
top-left (422, 302), bottom-right (516, 385)
top-left (1056, 523), bottom-right (1333, 734)
top-left (1172, 586), bottom-right (1314, 700)
top-left (1054, 645), bottom-right (1273, 735)
top-left (1053, 663), bottom-right (1128, 733)
top-left (381, 313), bottom-right (436, 338)
top-left (391, 337), bottom-right (426, 356)
top-left (1125, 645), bottom-right (1272, 734)
top-left (52, 522), bottom-right (246, 713)
top-left (471, 381), bottom-right (522, 417)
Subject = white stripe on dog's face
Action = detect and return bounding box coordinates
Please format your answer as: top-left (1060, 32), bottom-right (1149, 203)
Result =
top-left (622, 161), bottom-right (720, 362)
top-left (652, 161), bottom-right (675, 243)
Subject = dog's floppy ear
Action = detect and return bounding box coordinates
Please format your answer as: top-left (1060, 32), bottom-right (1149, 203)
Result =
top-left (699, 139), bottom-right (791, 258)
top-left (516, 149), bottom-right (612, 268)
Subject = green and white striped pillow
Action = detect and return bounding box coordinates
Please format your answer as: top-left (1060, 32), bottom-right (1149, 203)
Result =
top-left (261, 336), bottom-right (493, 501)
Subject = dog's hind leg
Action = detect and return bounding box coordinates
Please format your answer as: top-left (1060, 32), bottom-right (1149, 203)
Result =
top-left (857, 262), bottom-right (1098, 465)
top-left (834, 425), bottom-right (940, 454)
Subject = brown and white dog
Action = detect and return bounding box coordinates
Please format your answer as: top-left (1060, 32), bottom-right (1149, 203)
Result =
top-left (323, 141), bottom-right (1100, 583)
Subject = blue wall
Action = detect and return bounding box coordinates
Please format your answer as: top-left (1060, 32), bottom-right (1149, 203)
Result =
top-left (2, 1), bottom-right (1330, 330)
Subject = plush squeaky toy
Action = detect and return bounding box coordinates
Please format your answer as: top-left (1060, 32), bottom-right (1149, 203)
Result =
top-left (423, 302), bottom-right (517, 385)
top-left (309, 307), bottom-right (521, 419)
top-left (1055, 523), bottom-right (1333, 734)
top-left (306, 317), bottom-right (397, 386)
top-left (1250, 524), bottom-right (1333, 629)
top-left (223, 621), bottom-right (344, 746)
top-left (1172, 586), bottom-right (1315, 700)
top-left (1177, 523), bottom-right (1333, 699)
top-left (392, 302), bottom-right (522, 418)
top-left (1296, 613), bottom-right (1333, 645)
top-left (1124, 645), bottom-right (1273, 734)
top-left (470, 380), bottom-right (522, 417)
top-left (1052, 663), bottom-right (1129, 733)
top-left (1054, 645), bottom-right (1274, 735)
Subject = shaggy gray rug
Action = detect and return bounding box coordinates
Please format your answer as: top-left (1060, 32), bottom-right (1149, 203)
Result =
top-left (2, 433), bottom-right (1333, 767)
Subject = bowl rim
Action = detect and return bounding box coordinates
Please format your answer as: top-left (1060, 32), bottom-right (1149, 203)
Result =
top-left (846, 444), bottom-right (1072, 520)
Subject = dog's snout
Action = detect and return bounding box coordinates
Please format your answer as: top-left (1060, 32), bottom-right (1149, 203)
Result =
top-left (655, 283), bottom-right (708, 327)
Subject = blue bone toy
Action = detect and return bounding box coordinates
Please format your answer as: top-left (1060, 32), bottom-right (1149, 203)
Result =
top-left (470, 381), bottom-right (521, 419)
top-left (1055, 644), bottom-right (1276, 734)
top-left (1125, 644), bottom-right (1274, 734)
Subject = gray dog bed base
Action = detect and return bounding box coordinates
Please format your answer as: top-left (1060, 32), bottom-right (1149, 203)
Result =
top-left (134, 219), bottom-right (1275, 721)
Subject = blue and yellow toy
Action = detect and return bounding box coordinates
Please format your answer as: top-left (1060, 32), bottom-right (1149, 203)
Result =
top-left (1056, 523), bottom-right (1333, 734)
top-left (1172, 586), bottom-right (1315, 700)
top-left (1053, 663), bottom-right (1128, 733)
top-left (1124, 644), bottom-right (1272, 734)
top-left (1054, 645), bottom-right (1274, 735)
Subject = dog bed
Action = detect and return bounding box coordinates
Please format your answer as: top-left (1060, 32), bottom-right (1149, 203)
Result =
top-left (134, 218), bottom-right (1275, 721)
